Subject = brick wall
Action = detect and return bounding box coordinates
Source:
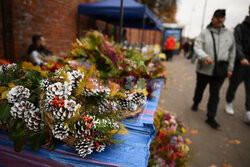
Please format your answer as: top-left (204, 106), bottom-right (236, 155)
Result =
top-left (0, 0), bottom-right (162, 62)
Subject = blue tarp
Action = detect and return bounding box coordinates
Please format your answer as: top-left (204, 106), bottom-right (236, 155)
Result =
top-left (0, 79), bottom-right (163, 167)
top-left (78, 0), bottom-right (162, 31)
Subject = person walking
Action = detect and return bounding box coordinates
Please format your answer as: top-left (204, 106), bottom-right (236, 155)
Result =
top-left (164, 36), bottom-right (176, 61)
top-left (191, 9), bottom-right (236, 129)
top-left (225, 6), bottom-right (250, 123)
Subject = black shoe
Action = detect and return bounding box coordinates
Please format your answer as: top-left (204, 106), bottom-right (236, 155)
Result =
top-left (191, 103), bottom-right (198, 111)
top-left (205, 118), bottom-right (220, 129)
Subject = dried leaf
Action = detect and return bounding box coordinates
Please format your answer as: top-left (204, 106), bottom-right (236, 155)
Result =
top-left (222, 163), bottom-right (233, 167)
top-left (209, 165), bottom-right (217, 167)
top-left (190, 129), bottom-right (199, 134)
top-left (185, 138), bottom-right (192, 145)
top-left (228, 140), bottom-right (241, 144)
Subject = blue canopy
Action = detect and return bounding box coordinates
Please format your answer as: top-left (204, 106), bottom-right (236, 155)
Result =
top-left (78, 0), bottom-right (162, 31)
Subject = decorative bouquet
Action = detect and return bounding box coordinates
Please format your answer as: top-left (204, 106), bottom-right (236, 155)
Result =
top-left (0, 62), bottom-right (147, 158)
top-left (69, 31), bottom-right (166, 99)
top-left (149, 109), bottom-right (190, 167)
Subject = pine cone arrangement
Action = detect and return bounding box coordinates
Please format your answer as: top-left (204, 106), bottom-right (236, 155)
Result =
top-left (52, 123), bottom-right (69, 140)
top-left (7, 86), bottom-right (30, 103)
top-left (25, 108), bottom-right (44, 132)
top-left (10, 101), bottom-right (35, 119)
top-left (75, 139), bottom-right (94, 158)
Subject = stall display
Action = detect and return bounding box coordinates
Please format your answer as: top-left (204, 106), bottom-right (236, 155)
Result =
top-left (0, 62), bottom-right (143, 158)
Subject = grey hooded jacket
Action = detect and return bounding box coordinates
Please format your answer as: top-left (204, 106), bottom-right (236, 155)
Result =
top-left (194, 24), bottom-right (236, 76)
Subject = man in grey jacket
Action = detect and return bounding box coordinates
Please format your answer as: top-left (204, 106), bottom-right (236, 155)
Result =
top-left (191, 9), bottom-right (236, 129)
top-left (225, 6), bottom-right (250, 123)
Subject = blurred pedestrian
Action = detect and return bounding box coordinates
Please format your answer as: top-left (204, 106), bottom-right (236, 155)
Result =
top-left (183, 41), bottom-right (190, 57)
top-left (225, 6), bottom-right (250, 123)
top-left (28, 35), bottom-right (53, 66)
top-left (191, 9), bottom-right (236, 129)
top-left (164, 36), bottom-right (176, 61)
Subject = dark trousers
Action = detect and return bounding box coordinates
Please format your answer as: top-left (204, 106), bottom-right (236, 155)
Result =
top-left (226, 64), bottom-right (250, 110)
top-left (166, 50), bottom-right (173, 61)
top-left (193, 73), bottom-right (225, 119)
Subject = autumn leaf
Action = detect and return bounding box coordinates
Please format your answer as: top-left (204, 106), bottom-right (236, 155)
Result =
top-left (222, 163), bottom-right (233, 167)
top-left (209, 165), bottom-right (217, 167)
top-left (185, 138), bottom-right (192, 145)
top-left (228, 140), bottom-right (241, 144)
top-left (190, 129), bottom-right (199, 134)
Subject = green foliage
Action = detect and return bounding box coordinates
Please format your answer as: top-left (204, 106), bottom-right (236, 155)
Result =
top-left (0, 103), bottom-right (11, 122)
top-left (30, 131), bottom-right (46, 151)
top-left (8, 119), bottom-right (26, 152)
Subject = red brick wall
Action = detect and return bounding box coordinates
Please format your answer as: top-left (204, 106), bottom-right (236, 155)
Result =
top-left (0, 0), bottom-right (163, 62)
top-left (10, 0), bottom-right (100, 61)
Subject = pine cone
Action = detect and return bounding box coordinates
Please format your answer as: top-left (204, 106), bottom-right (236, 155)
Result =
top-left (74, 115), bottom-right (95, 139)
top-left (46, 82), bottom-right (72, 100)
top-left (131, 92), bottom-right (147, 107)
top-left (10, 101), bottom-right (35, 119)
top-left (40, 79), bottom-right (50, 90)
top-left (67, 70), bottom-right (84, 88)
top-left (52, 123), bottom-right (69, 140)
top-left (117, 98), bottom-right (130, 110)
top-left (25, 108), bottom-right (44, 132)
top-left (7, 86), bottom-right (30, 103)
top-left (75, 139), bottom-right (94, 158)
top-left (53, 107), bottom-right (75, 121)
top-left (95, 142), bottom-right (106, 152)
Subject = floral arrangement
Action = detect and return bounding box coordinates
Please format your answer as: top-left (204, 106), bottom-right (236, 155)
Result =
top-left (68, 31), bottom-right (166, 99)
top-left (0, 62), bottom-right (147, 158)
top-left (149, 109), bottom-right (190, 167)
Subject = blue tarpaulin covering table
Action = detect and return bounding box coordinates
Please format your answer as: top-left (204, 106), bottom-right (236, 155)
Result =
top-left (0, 79), bottom-right (163, 167)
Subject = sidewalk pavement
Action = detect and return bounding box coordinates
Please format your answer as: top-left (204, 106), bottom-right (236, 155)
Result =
top-left (158, 55), bottom-right (250, 167)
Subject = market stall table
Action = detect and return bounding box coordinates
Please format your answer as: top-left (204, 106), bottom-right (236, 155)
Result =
top-left (0, 79), bottom-right (163, 167)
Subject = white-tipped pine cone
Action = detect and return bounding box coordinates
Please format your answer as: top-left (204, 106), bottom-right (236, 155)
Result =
top-left (52, 123), bottom-right (69, 140)
top-left (25, 108), bottom-right (44, 132)
top-left (7, 86), bottom-right (30, 103)
top-left (95, 143), bottom-right (106, 152)
top-left (131, 92), bottom-right (147, 107)
top-left (46, 82), bottom-right (72, 100)
top-left (67, 70), bottom-right (84, 88)
top-left (75, 139), bottom-right (94, 158)
top-left (10, 101), bottom-right (35, 119)
top-left (53, 107), bottom-right (75, 121)
top-left (40, 79), bottom-right (50, 90)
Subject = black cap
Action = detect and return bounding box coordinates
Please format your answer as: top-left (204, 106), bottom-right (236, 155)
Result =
top-left (213, 9), bottom-right (226, 17)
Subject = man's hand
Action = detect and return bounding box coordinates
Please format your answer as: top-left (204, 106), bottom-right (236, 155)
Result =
top-left (204, 57), bottom-right (213, 64)
top-left (240, 59), bottom-right (250, 66)
top-left (227, 71), bottom-right (232, 78)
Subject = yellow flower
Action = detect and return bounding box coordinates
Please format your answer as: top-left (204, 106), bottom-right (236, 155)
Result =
top-left (181, 127), bottom-right (186, 133)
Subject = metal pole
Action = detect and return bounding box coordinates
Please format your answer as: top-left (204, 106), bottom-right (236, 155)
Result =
top-left (1, 0), bottom-right (8, 60)
top-left (119, 0), bottom-right (124, 44)
top-left (201, 0), bottom-right (208, 31)
top-left (140, 14), bottom-right (146, 50)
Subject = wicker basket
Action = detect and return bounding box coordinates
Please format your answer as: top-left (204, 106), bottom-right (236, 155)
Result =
top-left (121, 107), bottom-right (143, 119)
